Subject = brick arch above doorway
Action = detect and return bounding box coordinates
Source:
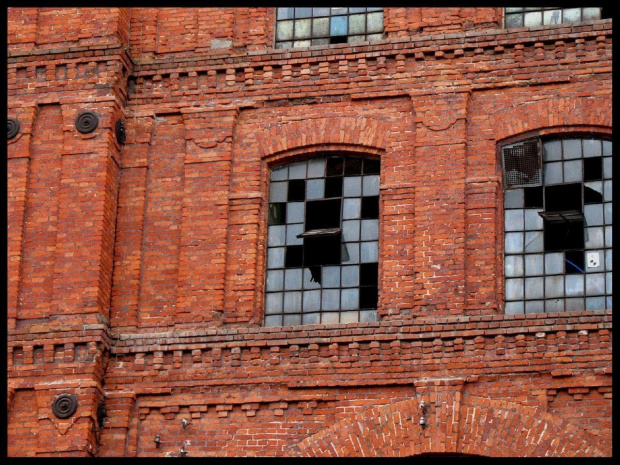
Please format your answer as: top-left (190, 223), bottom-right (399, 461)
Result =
top-left (287, 394), bottom-right (609, 457)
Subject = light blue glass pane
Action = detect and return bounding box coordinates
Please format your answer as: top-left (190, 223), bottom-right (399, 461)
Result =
top-left (605, 250), bottom-right (612, 271)
top-left (505, 255), bottom-right (524, 277)
top-left (604, 181), bottom-right (612, 202)
top-left (303, 268), bottom-right (321, 289)
top-left (343, 220), bottom-right (360, 242)
top-left (276, 21), bottom-right (294, 41)
top-left (606, 272), bottom-right (612, 294)
top-left (585, 227), bottom-right (604, 248)
top-left (544, 162), bottom-right (563, 184)
top-left (505, 301), bottom-right (524, 315)
top-left (312, 17), bottom-right (330, 37)
top-left (525, 300), bottom-right (545, 313)
top-left (303, 290), bottom-right (321, 311)
top-left (585, 181), bottom-right (603, 199)
top-left (525, 277), bottom-right (544, 299)
top-left (543, 9), bottom-right (562, 25)
top-left (286, 224), bottom-right (304, 245)
top-left (322, 312), bottom-right (340, 324)
top-left (586, 250), bottom-right (604, 272)
top-left (270, 181), bottom-right (288, 202)
top-left (308, 158), bottom-right (325, 178)
top-left (283, 314), bottom-right (301, 326)
top-left (506, 278), bottom-right (524, 300)
top-left (343, 198), bottom-right (361, 219)
top-left (525, 254), bottom-right (544, 275)
top-left (566, 298), bottom-right (584, 311)
top-left (604, 203), bottom-right (612, 224)
top-left (322, 289), bottom-right (340, 310)
top-left (342, 242), bottom-right (359, 263)
top-left (285, 268), bottom-right (303, 290)
top-left (525, 209), bottom-right (543, 230)
top-left (330, 15), bottom-right (348, 36)
top-left (287, 202), bottom-right (304, 224)
top-left (505, 210), bottom-right (524, 231)
top-left (583, 139), bottom-right (602, 158)
top-left (323, 266), bottom-right (340, 288)
top-left (266, 270), bottom-right (283, 291)
top-left (268, 225), bottom-right (286, 246)
top-left (313, 8), bottom-right (331, 16)
top-left (362, 175), bottom-right (380, 196)
top-left (284, 291), bottom-right (302, 311)
top-left (545, 252), bottom-right (564, 274)
top-left (302, 312), bottom-right (320, 325)
top-left (360, 309), bottom-right (377, 322)
top-left (584, 204), bottom-right (604, 226)
top-left (344, 176), bottom-right (362, 197)
top-left (606, 296), bottom-right (612, 308)
top-left (289, 161), bottom-right (307, 179)
top-left (545, 275), bottom-right (564, 298)
top-left (342, 265), bottom-right (360, 287)
top-left (543, 140), bottom-right (562, 161)
top-left (264, 315), bottom-right (282, 327)
top-left (565, 275), bottom-right (584, 296)
top-left (562, 8), bottom-right (581, 23)
top-left (306, 179), bottom-right (325, 200)
top-left (525, 231), bottom-right (543, 252)
top-left (505, 232), bottom-right (524, 253)
top-left (271, 165), bottom-right (288, 181)
top-left (545, 299), bottom-right (564, 313)
top-left (605, 226), bottom-right (612, 247)
top-left (349, 14), bottom-right (366, 34)
top-left (562, 139), bottom-right (582, 159)
top-left (603, 157), bottom-right (612, 179)
top-left (582, 7), bottom-right (601, 20)
top-left (361, 242), bottom-right (378, 263)
top-left (294, 7), bottom-right (312, 18)
top-left (585, 273), bottom-right (605, 294)
top-left (277, 8), bottom-right (294, 20)
top-left (586, 296), bottom-right (606, 310)
top-left (505, 189), bottom-right (524, 208)
top-left (524, 11), bottom-right (542, 26)
top-left (367, 11), bottom-right (384, 33)
top-left (341, 289), bottom-right (359, 310)
top-left (361, 219), bottom-right (379, 241)
top-left (267, 247), bottom-right (285, 269)
top-left (564, 160), bottom-right (582, 182)
top-left (265, 293), bottom-right (283, 314)
top-left (603, 141), bottom-right (612, 156)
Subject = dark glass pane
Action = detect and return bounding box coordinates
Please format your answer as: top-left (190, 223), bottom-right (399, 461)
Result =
top-left (326, 157), bottom-right (344, 176)
top-left (285, 245), bottom-right (304, 267)
top-left (330, 36), bottom-right (347, 44)
top-left (361, 196), bottom-right (379, 219)
top-left (524, 186), bottom-right (543, 208)
top-left (360, 286), bottom-right (378, 308)
top-left (288, 179), bottom-right (306, 201)
top-left (306, 198), bottom-right (341, 230)
top-left (304, 234), bottom-right (342, 266)
top-left (584, 157), bottom-right (603, 181)
top-left (544, 219), bottom-right (584, 251)
top-left (364, 158), bottom-right (380, 174)
top-left (344, 157), bottom-right (363, 175)
top-left (565, 250), bottom-right (585, 274)
top-left (360, 263), bottom-right (378, 286)
top-left (325, 177), bottom-right (343, 198)
top-left (268, 203), bottom-right (287, 225)
top-left (544, 183), bottom-right (581, 212)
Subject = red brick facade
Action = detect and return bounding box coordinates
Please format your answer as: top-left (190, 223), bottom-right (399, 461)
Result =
top-left (7, 8), bottom-right (612, 457)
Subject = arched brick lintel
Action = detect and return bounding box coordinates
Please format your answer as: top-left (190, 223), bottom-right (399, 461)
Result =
top-left (492, 96), bottom-right (612, 143)
top-left (288, 396), bottom-right (608, 457)
top-left (256, 116), bottom-right (390, 159)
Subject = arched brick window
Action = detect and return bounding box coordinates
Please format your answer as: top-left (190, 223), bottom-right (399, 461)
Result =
top-left (502, 136), bottom-right (612, 314)
top-left (264, 154), bottom-right (380, 326)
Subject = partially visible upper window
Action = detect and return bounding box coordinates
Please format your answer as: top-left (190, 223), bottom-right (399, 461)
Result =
top-left (275, 7), bottom-right (384, 49)
top-left (504, 7), bottom-right (602, 28)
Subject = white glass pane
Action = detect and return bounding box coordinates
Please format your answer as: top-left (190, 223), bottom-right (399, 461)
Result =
top-left (286, 223), bottom-right (304, 245)
top-left (287, 202), bottom-right (304, 224)
top-left (565, 298), bottom-right (584, 311)
top-left (525, 277), bottom-right (544, 299)
top-left (294, 19), bottom-right (312, 39)
top-left (307, 158), bottom-right (325, 178)
top-left (505, 255), bottom-right (524, 277)
top-left (505, 301), bottom-right (524, 315)
top-left (505, 232), bottom-right (524, 254)
top-left (545, 275), bottom-right (564, 298)
top-left (544, 162), bottom-right (563, 184)
top-left (283, 314), bottom-right (301, 326)
top-left (342, 220), bottom-right (360, 242)
top-left (360, 309), bottom-right (377, 322)
top-left (267, 247), bottom-right (285, 269)
top-left (268, 225), bottom-right (286, 246)
top-left (525, 300), bottom-right (545, 313)
top-left (293, 39), bottom-right (311, 48)
top-left (302, 312), bottom-right (320, 325)
top-left (264, 315), bottom-right (282, 327)
top-left (331, 7), bottom-right (347, 15)
top-left (341, 289), bottom-right (359, 310)
top-left (505, 189), bottom-right (524, 208)
top-left (289, 161), bottom-right (307, 179)
top-left (564, 160), bottom-right (582, 182)
top-left (361, 242), bottom-right (378, 263)
top-left (265, 293), bottom-right (283, 314)
top-left (585, 227), bottom-right (604, 248)
top-left (565, 275), bottom-right (584, 296)
top-left (306, 179), bottom-right (325, 200)
top-left (505, 210), bottom-right (524, 231)
top-left (366, 11), bottom-right (384, 33)
top-left (524, 11), bottom-right (542, 26)
top-left (505, 7), bottom-right (523, 13)
top-left (284, 291), bottom-right (302, 311)
top-left (585, 273), bottom-right (605, 294)
top-left (349, 14), bottom-right (366, 34)
top-left (271, 165), bottom-right (288, 181)
top-left (270, 181), bottom-right (288, 202)
top-left (303, 290), bottom-right (321, 311)
top-left (321, 312), bottom-right (340, 324)
top-left (362, 175), bottom-right (380, 196)
top-left (276, 21), bottom-right (294, 41)
top-left (544, 140), bottom-right (562, 161)
top-left (294, 7), bottom-right (312, 18)
top-left (525, 231), bottom-right (544, 253)
top-left (506, 278), bottom-right (524, 300)
top-left (505, 14), bottom-right (523, 28)
top-left (277, 41), bottom-right (292, 49)
top-left (545, 298), bottom-right (564, 313)
top-left (303, 268), bottom-right (321, 289)
top-left (584, 204), bottom-right (604, 226)
top-left (586, 296), bottom-right (605, 310)
top-left (525, 254), bottom-right (544, 275)
top-left (562, 8), bottom-right (581, 23)
top-left (586, 250), bottom-right (604, 272)
top-left (582, 7), bottom-right (601, 20)
top-left (562, 139), bottom-right (582, 159)
top-left (343, 176), bottom-right (362, 197)
top-left (525, 209), bottom-right (543, 230)
top-left (322, 289), bottom-right (340, 310)
top-left (361, 219), bottom-right (379, 241)
top-left (312, 17), bottom-right (329, 37)
top-left (340, 310), bottom-right (359, 323)
top-left (341, 265), bottom-right (360, 287)
top-left (543, 9), bottom-right (562, 25)
top-left (285, 268), bottom-right (303, 290)
top-left (266, 270), bottom-right (283, 291)
top-left (545, 252), bottom-right (564, 274)
top-left (343, 198), bottom-right (361, 219)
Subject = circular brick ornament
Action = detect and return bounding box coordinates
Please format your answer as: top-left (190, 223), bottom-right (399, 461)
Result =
top-left (76, 111), bottom-right (99, 134)
top-left (52, 394), bottom-right (78, 419)
top-left (7, 118), bottom-right (20, 140)
top-left (115, 119), bottom-right (126, 145)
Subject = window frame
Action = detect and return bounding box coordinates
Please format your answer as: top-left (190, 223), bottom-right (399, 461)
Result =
top-left (503, 7), bottom-right (603, 29)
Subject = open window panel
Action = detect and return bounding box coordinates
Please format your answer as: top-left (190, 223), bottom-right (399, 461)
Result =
top-left (265, 154), bottom-right (380, 326)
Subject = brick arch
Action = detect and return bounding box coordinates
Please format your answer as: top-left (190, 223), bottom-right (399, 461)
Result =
top-left (287, 396), bottom-right (608, 457)
top-left (256, 116), bottom-right (390, 158)
top-left (492, 96), bottom-right (612, 142)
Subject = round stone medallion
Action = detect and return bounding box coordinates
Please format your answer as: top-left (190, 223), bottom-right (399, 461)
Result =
top-left (52, 394), bottom-right (78, 419)
top-left (7, 118), bottom-right (20, 140)
top-left (76, 111), bottom-right (99, 134)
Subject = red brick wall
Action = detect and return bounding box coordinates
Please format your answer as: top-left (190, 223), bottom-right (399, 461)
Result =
top-left (7, 7), bottom-right (612, 457)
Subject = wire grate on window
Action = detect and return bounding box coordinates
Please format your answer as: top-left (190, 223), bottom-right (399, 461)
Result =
top-left (502, 141), bottom-right (542, 188)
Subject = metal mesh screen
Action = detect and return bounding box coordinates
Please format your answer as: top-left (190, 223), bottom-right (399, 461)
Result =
top-left (502, 141), bottom-right (541, 188)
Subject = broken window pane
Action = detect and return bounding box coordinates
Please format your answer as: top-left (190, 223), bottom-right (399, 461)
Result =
top-left (360, 262), bottom-right (378, 285)
top-left (288, 179), bottom-right (306, 201)
top-left (269, 203), bottom-right (287, 225)
top-left (344, 157), bottom-right (363, 175)
top-left (525, 231), bottom-right (544, 252)
top-left (325, 176), bottom-right (343, 198)
top-left (360, 286), bottom-right (378, 308)
top-left (326, 157), bottom-right (344, 176)
top-left (545, 183), bottom-right (581, 212)
top-left (306, 199), bottom-right (341, 230)
top-left (361, 196), bottom-right (379, 219)
top-left (544, 220), bottom-right (584, 251)
top-left (524, 187), bottom-right (543, 208)
top-left (584, 182), bottom-right (603, 204)
top-left (285, 245), bottom-right (304, 268)
top-left (584, 157), bottom-right (603, 181)
top-left (364, 159), bottom-right (380, 174)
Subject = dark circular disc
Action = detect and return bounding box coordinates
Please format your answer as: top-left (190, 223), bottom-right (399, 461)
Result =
top-left (52, 394), bottom-right (78, 419)
top-left (76, 111), bottom-right (99, 134)
top-left (115, 119), bottom-right (126, 145)
top-left (7, 118), bottom-right (20, 140)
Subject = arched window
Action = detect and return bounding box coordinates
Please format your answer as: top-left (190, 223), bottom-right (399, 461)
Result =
top-left (264, 154), bottom-right (380, 326)
top-left (502, 137), bottom-right (612, 314)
